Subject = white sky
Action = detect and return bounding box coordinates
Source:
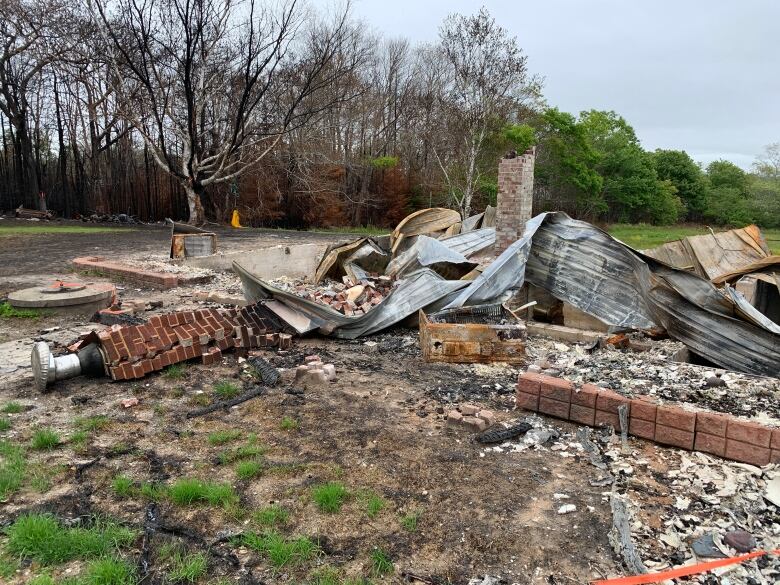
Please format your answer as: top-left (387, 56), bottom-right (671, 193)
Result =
top-left (314, 0), bottom-right (780, 170)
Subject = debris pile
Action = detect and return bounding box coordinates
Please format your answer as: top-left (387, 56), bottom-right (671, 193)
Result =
top-left (271, 276), bottom-right (394, 317)
top-left (446, 403), bottom-right (496, 431)
top-left (294, 355), bottom-right (337, 387)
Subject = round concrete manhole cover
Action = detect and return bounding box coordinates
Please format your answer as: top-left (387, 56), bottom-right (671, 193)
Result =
top-left (8, 282), bottom-right (115, 310)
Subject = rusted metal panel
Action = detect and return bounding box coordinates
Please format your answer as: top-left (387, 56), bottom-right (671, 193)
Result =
top-left (419, 310), bottom-right (526, 364)
top-left (171, 233), bottom-right (216, 258)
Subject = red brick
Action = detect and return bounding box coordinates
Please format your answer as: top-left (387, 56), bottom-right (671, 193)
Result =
top-left (540, 377), bottom-right (573, 403)
top-left (149, 315), bottom-right (163, 328)
top-left (696, 411), bottom-right (729, 437)
top-left (184, 345), bottom-right (196, 360)
top-left (152, 356), bottom-right (163, 371)
top-left (538, 397), bottom-right (570, 420)
top-left (181, 311), bottom-right (195, 324)
top-left (771, 450), bottom-right (780, 464)
top-left (727, 419), bottom-right (771, 447)
top-left (629, 418), bottom-right (655, 440)
top-left (132, 363), bottom-right (145, 378)
top-left (279, 333), bottom-right (292, 350)
top-left (109, 365), bottom-right (123, 381)
top-left (772, 429), bottom-right (780, 450)
top-left (174, 346), bottom-right (187, 362)
top-left (569, 404), bottom-right (595, 426)
top-left (595, 410), bottom-right (621, 430)
top-left (103, 340), bottom-right (121, 365)
top-left (572, 384), bottom-right (599, 408)
top-left (694, 432), bottom-right (727, 457)
top-left (266, 333), bottom-right (278, 346)
top-left (596, 389), bottom-right (630, 414)
top-left (629, 398), bottom-right (657, 422)
top-left (517, 372), bottom-right (542, 395)
top-left (725, 439), bottom-right (770, 466)
top-left (656, 405), bottom-right (696, 432)
top-left (515, 391), bottom-right (539, 412)
top-left (159, 352), bottom-right (171, 367)
top-left (167, 313), bottom-right (180, 327)
top-left (655, 425), bottom-right (694, 450)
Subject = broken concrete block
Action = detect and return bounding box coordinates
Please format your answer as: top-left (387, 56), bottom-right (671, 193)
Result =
top-left (460, 404), bottom-right (480, 416)
top-left (322, 363), bottom-right (336, 381)
top-left (446, 410), bottom-right (463, 425)
top-left (462, 416), bottom-right (488, 431)
top-left (477, 409), bottom-right (496, 426)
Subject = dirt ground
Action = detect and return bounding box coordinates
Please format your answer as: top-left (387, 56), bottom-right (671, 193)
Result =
top-left (1, 222), bottom-right (778, 585)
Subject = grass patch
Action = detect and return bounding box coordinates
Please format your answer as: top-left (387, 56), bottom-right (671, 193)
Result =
top-left (168, 479), bottom-right (237, 507)
top-left (207, 429), bottom-right (242, 446)
top-left (213, 381), bottom-right (241, 400)
top-left (266, 462), bottom-right (307, 476)
top-left (400, 510), bottom-right (421, 532)
top-left (113, 475), bottom-right (134, 497)
top-left (28, 463), bottom-right (62, 493)
top-left (2, 402), bottom-right (24, 414)
top-left (139, 482), bottom-right (166, 501)
top-left (0, 302), bottom-right (41, 319)
top-left (166, 550), bottom-right (207, 583)
top-left (312, 482), bottom-right (349, 513)
top-left (358, 490), bottom-right (385, 519)
top-left (242, 531), bottom-right (318, 567)
top-left (218, 434), bottom-right (266, 464)
top-left (0, 417), bottom-right (10, 432)
top-left (75, 416), bottom-right (111, 433)
top-left (163, 363), bottom-right (187, 380)
top-left (369, 548), bottom-right (393, 576)
top-left (0, 554), bottom-right (16, 579)
top-left (606, 224), bottom-right (780, 254)
top-left (280, 416), bottom-right (299, 431)
top-left (4, 513), bottom-right (136, 565)
top-left (253, 504), bottom-right (289, 527)
top-left (76, 557), bottom-right (136, 585)
top-left (0, 225), bottom-right (132, 236)
top-left (308, 566), bottom-right (340, 585)
top-left (236, 460), bottom-right (262, 480)
top-left (0, 440), bottom-right (26, 499)
top-left (31, 428), bottom-right (60, 450)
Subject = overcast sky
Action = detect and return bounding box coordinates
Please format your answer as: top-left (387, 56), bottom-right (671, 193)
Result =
top-left (321, 0), bottom-right (779, 170)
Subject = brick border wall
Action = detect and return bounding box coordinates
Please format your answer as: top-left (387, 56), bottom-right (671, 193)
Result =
top-left (73, 256), bottom-right (180, 289)
top-left (517, 371), bottom-right (780, 466)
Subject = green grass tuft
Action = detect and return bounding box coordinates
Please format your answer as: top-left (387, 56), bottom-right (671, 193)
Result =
top-left (163, 363), bottom-right (187, 380)
top-left (166, 550), bottom-right (207, 583)
top-left (4, 513), bottom-right (136, 565)
top-left (400, 510), bottom-right (421, 532)
top-left (113, 475), bottom-right (134, 497)
top-left (207, 429), bottom-right (242, 446)
top-left (213, 381), bottom-right (241, 400)
top-left (218, 434), bottom-right (266, 464)
top-left (31, 428), bottom-right (60, 450)
top-left (70, 430), bottom-right (89, 449)
top-left (242, 531), bottom-right (318, 567)
top-left (28, 575), bottom-right (54, 585)
top-left (280, 416), bottom-right (299, 431)
top-left (236, 460), bottom-right (263, 480)
top-left (369, 548), bottom-right (393, 576)
top-left (308, 566), bottom-right (340, 585)
top-left (75, 416), bottom-right (111, 433)
top-left (0, 302), bottom-right (41, 319)
top-left (0, 417), bottom-right (10, 432)
top-left (253, 504), bottom-right (290, 527)
top-left (357, 490), bottom-right (385, 519)
top-left (78, 557), bottom-right (137, 585)
top-left (139, 482), bottom-right (166, 501)
top-left (312, 482), bottom-right (349, 513)
top-left (2, 402), bottom-right (24, 414)
top-left (0, 440), bottom-right (26, 499)
top-left (168, 479), bottom-right (237, 507)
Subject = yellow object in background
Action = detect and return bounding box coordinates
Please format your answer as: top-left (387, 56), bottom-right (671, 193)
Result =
top-left (231, 209), bottom-right (243, 228)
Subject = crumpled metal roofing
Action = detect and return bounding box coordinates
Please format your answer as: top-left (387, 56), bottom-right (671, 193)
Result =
top-left (236, 212), bottom-right (780, 377)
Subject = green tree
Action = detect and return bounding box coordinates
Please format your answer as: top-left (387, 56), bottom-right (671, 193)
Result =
top-left (704, 160), bottom-right (754, 226)
top-left (652, 149), bottom-right (708, 220)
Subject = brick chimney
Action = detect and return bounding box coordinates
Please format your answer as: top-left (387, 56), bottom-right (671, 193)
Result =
top-left (495, 147), bottom-right (535, 255)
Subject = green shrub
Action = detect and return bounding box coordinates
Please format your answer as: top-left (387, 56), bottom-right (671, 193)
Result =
top-left (311, 482), bottom-right (349, 513)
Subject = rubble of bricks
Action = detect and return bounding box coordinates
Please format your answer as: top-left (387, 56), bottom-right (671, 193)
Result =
top-left (294, 355), bottom-right (337, 387)
top-left (73, 256), bottom-right (212, 289)
top-left (495, 147), bottom-right (535, 255)
top-left (516, 370), bottom-right (780, 467)
top-left (89, 304), bottom-right (293, 381)
top-left (446, 403), bottom-right (497, 432)
top-left (288, 277), bottom-right (391, 317)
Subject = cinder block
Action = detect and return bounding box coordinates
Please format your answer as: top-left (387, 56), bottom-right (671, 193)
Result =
top-left (696, 411), bottom-right (729, 437)
top-left (629, 418), bottom-right (655, 440)
top-left (515, 391), bottom-right (539, 412)
top-left (517, 372), bottom-right (542, 395)
top-left (656, 405), bottom-right (696, 432)
top-left (538, 397), bottom-right (570, 420)
top-left (569, 404), bottom-right (595, 426)
top-left (596, 389), bottom-right (630, 414)
top-left (725, 439), bottom-right (770, 466)
top-left (629, 398), bottom-right (657, 422)
top-left (727, 419), bottom-right (771, 448)
top-left (540, 377), bottom-right (573, 403)
top-left (655, 425), bottom-right (694, 450)
top-left (694, 432), bottom-right (727, 457)
top-left (572, 384), bottom-right (599, 408)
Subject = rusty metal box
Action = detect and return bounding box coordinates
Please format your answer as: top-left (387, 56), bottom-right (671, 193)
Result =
top-left (419, 305), bottom-right (526, 364)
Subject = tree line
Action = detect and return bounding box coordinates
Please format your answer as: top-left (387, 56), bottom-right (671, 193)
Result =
top-left (1, 1), bottom-right (777, 228)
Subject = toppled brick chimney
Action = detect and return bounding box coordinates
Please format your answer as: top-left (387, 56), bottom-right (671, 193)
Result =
top-left (495, 147), bottom-right (535, 255)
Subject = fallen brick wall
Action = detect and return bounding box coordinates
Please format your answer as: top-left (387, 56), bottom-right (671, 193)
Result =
top-left (517, 371), bottom-right (780, 466)
top-left (90, 305), bottom-right (292, 381)
top-left (73, 256), bottom-right (209, 289)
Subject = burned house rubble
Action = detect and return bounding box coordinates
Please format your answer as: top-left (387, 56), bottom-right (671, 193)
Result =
top-left (7, 154), bottom-right (780, 585)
